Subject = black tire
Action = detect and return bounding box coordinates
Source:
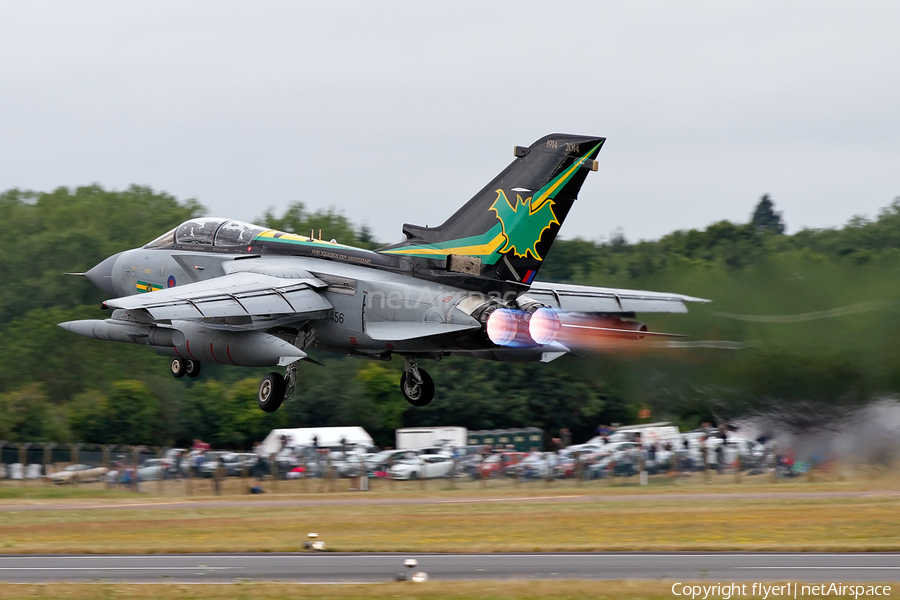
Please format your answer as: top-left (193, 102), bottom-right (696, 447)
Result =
top-left (409, 471), bottom-right (418, 481)
top-left (400, 368), bottom-right (435, 407)
top-left (185, 360), bottom-right (201, 379)
top-left (171, 357), bottom-right (186, 379)
top-left (258, 372), bottom-right (286, 413)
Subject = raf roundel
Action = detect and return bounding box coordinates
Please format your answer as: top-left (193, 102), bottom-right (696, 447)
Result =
top-left (167, 275), bottom-right (176, 288)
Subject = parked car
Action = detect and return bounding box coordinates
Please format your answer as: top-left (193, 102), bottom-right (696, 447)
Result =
top-left (336, 453), bottom-right (369, 477)
top-left (45, 464), bottom-right (108, 484)
top-left (477, 452), bottom-right (526, 479)
top-left (137, 459), bottom-right (168, 481)
top-left (504, 452), bottom-right (550, 479)
top-left (586, 442), bottom-right (642, 478)
top-left (227, 453), bottom-right (261, 476)
top-left (559, 443), bottom-right (607, 459)
top-left (365, 449), bottom-right (418, 478)
top-left (389, 454), bottom-right (454, 480)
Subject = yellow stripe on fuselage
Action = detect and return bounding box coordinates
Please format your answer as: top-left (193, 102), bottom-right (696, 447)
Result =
top-left (257, 230), bottom-right (311, 243)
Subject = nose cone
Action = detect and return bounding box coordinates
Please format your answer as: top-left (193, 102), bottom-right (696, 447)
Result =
top-left (85, 252), bottom-right (122, 296)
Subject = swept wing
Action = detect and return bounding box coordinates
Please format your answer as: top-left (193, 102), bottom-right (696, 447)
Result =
top-left (104, 271), bottom-right (333, 326)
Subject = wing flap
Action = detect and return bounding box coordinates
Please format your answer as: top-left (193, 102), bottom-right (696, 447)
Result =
top-left (281, 288), bottom-right (334, 313)
top-left (189, 296), bottom-right (244, 318)
top-left (233, 292), bottom-right (295, 315)
top-left (105, 272), bottom-right (333, 321)
top-left (145, 305), bottom-right (205, 320)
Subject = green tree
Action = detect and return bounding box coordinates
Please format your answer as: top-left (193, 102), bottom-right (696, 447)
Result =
top-left (105, 381), bottom-right (163, 445)
top-left (0, 185), bottom-right (203, 323)
top-left (751, 194), bottom-right (786, 234)
top-left (260, 202), bottom-right (376, 248)
top-left (355, 363), bottom-right (406, 446)
top-left (68, 390), bottom-right (112, 444)
top-left (0, 384), bottom-right (70, 442)
top-left (229, 378), bottom-right (288, 445)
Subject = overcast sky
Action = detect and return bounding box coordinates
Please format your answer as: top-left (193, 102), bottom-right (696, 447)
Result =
top-left (2, 2), bottom-right (898, 244)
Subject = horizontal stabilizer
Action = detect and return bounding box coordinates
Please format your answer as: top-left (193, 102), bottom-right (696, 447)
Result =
top-left (526, 282), bottom-right (708, 314)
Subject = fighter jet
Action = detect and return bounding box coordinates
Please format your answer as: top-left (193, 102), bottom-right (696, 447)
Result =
top-left (60, 134), bottom-right (706, 412)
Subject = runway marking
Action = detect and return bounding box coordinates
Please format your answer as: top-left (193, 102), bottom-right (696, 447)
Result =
top-left (2, 553), bottom-right (897, 560)
top-left (0, 567), bottom-right (239, 571)
top-left (438, 495), bottom-right (586, 504)
top-left (1, 581), bottom-right (386, 585)
top-left (738, 566), bottom-right (900, 570)
top-left (67, 501), bottom-right (204, 509)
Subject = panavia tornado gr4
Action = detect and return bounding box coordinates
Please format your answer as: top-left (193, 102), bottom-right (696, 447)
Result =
top-left (61, 134), bottom-right (706, 412)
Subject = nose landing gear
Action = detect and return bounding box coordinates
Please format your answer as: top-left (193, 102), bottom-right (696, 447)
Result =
top-left (401, 357), bottom-right (435, 407)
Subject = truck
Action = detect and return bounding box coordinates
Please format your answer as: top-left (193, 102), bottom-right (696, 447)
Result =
top-left (395, 427), bottom-right (467, 450)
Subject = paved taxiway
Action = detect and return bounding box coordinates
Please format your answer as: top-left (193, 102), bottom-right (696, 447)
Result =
top-left (1, 553), bottom-right (898, 583)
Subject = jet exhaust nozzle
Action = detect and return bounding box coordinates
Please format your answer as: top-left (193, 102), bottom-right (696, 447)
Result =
top-left (528, 307), bottom-right (561, 345)
top-left (484, 305), bottom-right (561, 347)
top-left (485, 308), bottom-right (520, 346)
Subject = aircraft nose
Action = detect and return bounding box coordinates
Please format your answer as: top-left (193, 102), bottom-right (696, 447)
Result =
top-left (85, 252), bottom-right (122, 296)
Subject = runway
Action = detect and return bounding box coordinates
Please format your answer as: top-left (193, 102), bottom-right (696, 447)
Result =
top-left (1, 553), bottom-right (898, 583)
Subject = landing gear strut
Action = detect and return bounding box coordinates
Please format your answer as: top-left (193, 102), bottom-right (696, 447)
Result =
top-left (257, 362), bottom-right (298, 413)
top-left (401, 358), bottom-right (435, 407)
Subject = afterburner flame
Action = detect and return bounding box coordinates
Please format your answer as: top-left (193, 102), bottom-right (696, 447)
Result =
top-left (528, 307), bottom-right (561, 345)
top-left (486, 308), bottom-right (520, 346)
top-left (487, 308), bottom-right (655, 349)
top-left (554, 315), bottom-right (651, 350)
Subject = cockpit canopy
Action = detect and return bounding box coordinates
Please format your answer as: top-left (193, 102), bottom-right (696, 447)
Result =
top-left (144, 218), bottom-right (265, 249)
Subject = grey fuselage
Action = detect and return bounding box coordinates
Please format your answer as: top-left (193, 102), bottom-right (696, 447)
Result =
top-left (89, 240), bottom-right (544, 365)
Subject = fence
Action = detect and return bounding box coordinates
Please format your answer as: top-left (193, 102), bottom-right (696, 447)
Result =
top-left (0, 438), bottom-right (796, 496)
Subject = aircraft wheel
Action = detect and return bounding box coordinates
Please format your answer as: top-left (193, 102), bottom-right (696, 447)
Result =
top-left (170, 357), bottom-right (186, 379)
top-left (400, 368), bottom-right (435, 407)
top-left (258, 372), bottom-right (286, 413)
top-left (185, 360), bottom-right (201, 379)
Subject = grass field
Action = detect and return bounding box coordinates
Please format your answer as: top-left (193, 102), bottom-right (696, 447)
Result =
top-left (1, 471), bottom-right (899, 553)
top-left (2, 475), bottom-right (899, 599)
top-left (0, 581), bottom-right (897, 600)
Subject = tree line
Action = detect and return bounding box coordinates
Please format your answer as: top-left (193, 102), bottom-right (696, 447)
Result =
top-left (2, 185), bottom-right (899, 448)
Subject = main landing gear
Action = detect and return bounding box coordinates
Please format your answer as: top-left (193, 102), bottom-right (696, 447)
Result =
top-left (170, 357), bottom-right (201, 379)
top-left (401, 357), bottom-right (435, 407)
top-left (257, 362), bottom-right (298, 413)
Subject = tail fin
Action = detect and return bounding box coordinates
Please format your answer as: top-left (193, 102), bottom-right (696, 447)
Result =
top-left (379, 133), bottom-right (605, 286)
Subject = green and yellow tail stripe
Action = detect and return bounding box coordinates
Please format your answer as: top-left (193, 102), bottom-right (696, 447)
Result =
top-left (530, 141), bottom-right (603, 212)
top-left (380, 142), bottom-right (603, 262)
